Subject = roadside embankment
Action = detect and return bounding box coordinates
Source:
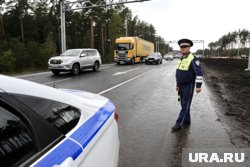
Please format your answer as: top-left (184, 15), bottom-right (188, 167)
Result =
top-left (201, 58), bottom-right (250, 147)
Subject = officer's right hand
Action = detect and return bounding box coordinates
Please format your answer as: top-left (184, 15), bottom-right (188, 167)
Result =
top-left (176, 87), bottom-right (179, 91)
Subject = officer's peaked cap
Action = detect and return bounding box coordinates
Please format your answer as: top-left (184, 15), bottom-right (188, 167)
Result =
top-left (178, 39), bottom-right (193, 47)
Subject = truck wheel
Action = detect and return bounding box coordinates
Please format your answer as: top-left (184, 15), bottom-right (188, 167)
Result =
top-left (52, 70), bottom-right (60, 75)
top-left (92, 61), bottom-right (99, 72)
top-left (71, 63), bottom-right (80, 75)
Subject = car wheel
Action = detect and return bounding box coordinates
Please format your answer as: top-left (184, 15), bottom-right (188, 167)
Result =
top-left (52, 70), bottom-right (60, 75)
top-left (140, 58), bottom-right (143, 64)
top-left (71, 63), bottom-right (80, 75)
top-left (116, 62), bottom-right (120, 65)
top-left (92, 61), bottom-right (99, 72)
top-left (131, 58), bottom-right (135, 65)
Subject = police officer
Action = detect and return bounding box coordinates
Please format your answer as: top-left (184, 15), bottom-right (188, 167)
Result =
top-left (172, 38), bottom-right (203, 131)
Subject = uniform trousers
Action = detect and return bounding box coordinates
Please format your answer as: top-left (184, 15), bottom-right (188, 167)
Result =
top-left (176, 82), bottom-right (195, 127)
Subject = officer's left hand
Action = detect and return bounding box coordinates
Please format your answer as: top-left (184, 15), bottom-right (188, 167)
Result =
top-left (196, 88), bottom-right (202, 93)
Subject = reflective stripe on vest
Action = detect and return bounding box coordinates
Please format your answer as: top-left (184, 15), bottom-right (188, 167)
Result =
top-left (177, 54), bottom-right (194, 71)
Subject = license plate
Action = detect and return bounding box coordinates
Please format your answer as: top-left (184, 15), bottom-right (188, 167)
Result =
top-left (53, 65), bottom-right (60, 68)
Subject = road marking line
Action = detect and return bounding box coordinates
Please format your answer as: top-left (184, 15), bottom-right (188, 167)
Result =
top-left (17, 71), bottom-right (51, 78)
top-left (98, 69), bottom-right (154, 95)
top-left (112, 68), bottom-right (140, 76)
top-left (100, 66), bottom-right (110, 70)
top-left (16, 64), bottom-right (114, 78)
top-left (43, 78), bottom-right (72, 85)
top-left (102, 63), bottom-right (115, 67)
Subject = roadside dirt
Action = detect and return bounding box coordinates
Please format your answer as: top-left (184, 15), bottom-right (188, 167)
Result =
top-left (201, 58), bottom-right (250, 147)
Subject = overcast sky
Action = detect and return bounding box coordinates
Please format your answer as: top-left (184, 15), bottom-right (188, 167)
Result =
top-left (125, 0), bottom-right (250, 51)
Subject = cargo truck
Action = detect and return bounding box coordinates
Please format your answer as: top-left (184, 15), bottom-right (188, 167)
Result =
top-left (114, 37), bottom-right (154, 64)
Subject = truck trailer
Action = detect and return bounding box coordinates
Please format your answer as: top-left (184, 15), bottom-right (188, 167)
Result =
top-left (114, 37), bottom-right (154, 64)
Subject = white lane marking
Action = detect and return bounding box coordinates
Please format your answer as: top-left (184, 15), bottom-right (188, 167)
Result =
top-left (43, 78), bottom-right (72, 85)
top-left (112, 68), bottom-right (140, 76)
top-left (98, 69), bottom-right (154, 95)
top-left (102, 63), bottom-right (115, 67)
top-left (17, 65), bottom-right (112, 78)
top-left (17, 71), bottom-right (51, 78)
top-left (100, 66), bottom-right (110, 70)
top-left (16, 64), bottom-right (114, 78)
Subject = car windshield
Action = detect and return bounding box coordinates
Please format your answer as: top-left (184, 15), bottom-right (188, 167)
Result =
top-left (116, 43), bottom-right (130, 50)
top-left (61, 49), bottom-right (80, 57)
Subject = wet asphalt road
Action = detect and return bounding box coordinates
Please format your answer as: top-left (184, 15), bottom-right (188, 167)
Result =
top-left (17, 60), bottom-right (235, 167)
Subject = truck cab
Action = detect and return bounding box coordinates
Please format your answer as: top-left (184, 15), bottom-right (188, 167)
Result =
top-left (114, 38), bottom-right (136, 64)
top-left (114, 37), bottom-right (154, 65)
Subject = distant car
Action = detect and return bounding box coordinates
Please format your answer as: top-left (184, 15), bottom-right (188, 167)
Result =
top-left (196, 54), bottom-right (202, 58)
top-left (145, 52), bottom-right (162, 65)
top-left (174, 53), bottom-right (181, 59)
top-left (0, 75), bottom-right (119, 167)
top-left (164, 54), bottom-right (174, 60)
top-left (48, 49), bottom-right (102, 75)
top-left (241, 54), bottom-right (249, 59)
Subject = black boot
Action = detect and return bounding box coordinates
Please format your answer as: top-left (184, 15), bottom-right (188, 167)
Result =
top-left (184, 121), bottom-right (191, 125)
top-left (171, 124), bottom-right (182, 131)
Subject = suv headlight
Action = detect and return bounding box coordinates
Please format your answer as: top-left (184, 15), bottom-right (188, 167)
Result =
top-left (62, 59), bottom-right (71, 63)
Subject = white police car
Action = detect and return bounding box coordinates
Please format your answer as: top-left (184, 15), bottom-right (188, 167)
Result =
top-left (0, 75), bottom-right (119, 167)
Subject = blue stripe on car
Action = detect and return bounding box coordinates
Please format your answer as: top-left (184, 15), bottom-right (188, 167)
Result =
top-left (34, 139), bottom-right (82, 167)
top-left (34, 101), bottom-right (115, 167)
top-left (70, 100), bottom-right (115, 147)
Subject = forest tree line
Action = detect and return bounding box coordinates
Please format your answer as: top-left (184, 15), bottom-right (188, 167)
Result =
top-left (196, 29), bottom-right (250, 57)
top-left (0, 0), bottom-right (170, 73)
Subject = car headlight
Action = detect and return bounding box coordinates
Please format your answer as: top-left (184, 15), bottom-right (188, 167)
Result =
top-left (62, 59), bottom-right (71, 63)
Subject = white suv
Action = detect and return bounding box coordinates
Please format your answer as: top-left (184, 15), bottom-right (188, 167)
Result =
top-left (48, 49), bottom-right (102, 75)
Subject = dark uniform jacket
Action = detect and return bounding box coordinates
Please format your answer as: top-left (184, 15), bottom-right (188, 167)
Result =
top-left (176, 53), bottom-right (203, 88)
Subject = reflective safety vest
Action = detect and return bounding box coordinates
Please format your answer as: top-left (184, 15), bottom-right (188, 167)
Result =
top-left (177, 53), bottom-right (194, 71)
